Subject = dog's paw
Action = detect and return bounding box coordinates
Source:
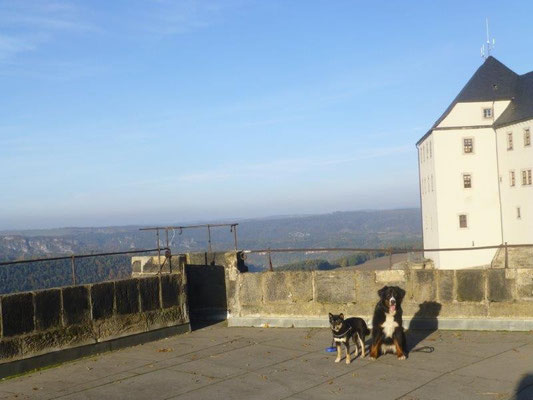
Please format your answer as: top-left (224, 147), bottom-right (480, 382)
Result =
top-left (398, 355), bottom-right (406, 360)
top-left (369, 357), bottom-right (376, 361)
top-left (345, 358), bottom-right (351, 364)
top-left (335, 358), bottom-right (341, 363)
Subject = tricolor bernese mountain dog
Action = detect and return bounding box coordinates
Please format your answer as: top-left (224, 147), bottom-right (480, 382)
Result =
top-left (370, 285), bottom-right (407, 360)
top-left (329, 313), bottom-right (370, 364)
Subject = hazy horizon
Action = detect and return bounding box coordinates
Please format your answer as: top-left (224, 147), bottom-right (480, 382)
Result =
top-left (0, 206), bottom-right (420, 232)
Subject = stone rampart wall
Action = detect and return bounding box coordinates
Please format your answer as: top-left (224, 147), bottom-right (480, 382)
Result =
top-left (228, 268), bottom-right (533, 330)
top-left (0, 274), bottom-right (188, 364)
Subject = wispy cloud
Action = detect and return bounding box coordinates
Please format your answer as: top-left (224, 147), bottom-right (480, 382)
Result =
top-left (0, 34), bottom-right (39, 61)
top-left (0, 1), bottom-right (99, 63)
top-left (134, 145), bottom-right (412, 185)
top-left (139, 0), bottom-right (248, 36)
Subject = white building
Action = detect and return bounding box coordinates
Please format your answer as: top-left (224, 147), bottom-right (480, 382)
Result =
top-left (417, 56), bottom-right (533, 269)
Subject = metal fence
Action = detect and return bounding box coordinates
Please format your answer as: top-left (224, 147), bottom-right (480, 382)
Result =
top-left (243, 242), bottom-right (533, 271)
top-left (0, 248), bottom-right (168, 286)
top-left (0, 241), bottom-right (530, 287)
top-left (140, 223), bottom-right (239, 263)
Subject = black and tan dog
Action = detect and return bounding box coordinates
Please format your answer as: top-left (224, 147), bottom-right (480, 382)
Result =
top-left (370, 286), bottom-right (407, 360)
top-left (329, 313), bottom-right (370, 364)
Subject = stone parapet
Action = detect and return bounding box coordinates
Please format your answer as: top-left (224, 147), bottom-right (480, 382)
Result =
top-left (228, 268), bottom-right (533, 330)
top-left (0, 274), bottom-right (189, 364)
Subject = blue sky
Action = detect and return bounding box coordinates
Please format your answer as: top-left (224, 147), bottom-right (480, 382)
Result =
top-left (1, 0), bottom-right (533, 229)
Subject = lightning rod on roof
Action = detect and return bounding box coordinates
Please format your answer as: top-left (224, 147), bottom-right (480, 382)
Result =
top-left (481, 18), bottom-right (495, 60)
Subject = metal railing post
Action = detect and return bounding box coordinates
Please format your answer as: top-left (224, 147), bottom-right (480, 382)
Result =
top-left (71, 255), bottom-right (76, 285)
top-left (388, 249), bottom-right (393, 270)
top-left (504, 242), bottom-right (508, 268)
top-left (232, 224), bottom-right (238, 251)
top-left (156, 228), bottom-right (162, 273)
top-left (268, 248), bottom-right (273, 272)
top-left (207, 225), bottom-right (212, 253)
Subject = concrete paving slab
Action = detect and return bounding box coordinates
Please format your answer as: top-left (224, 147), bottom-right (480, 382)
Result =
top-left (168, 358), bottom-right (249, 379)
top-left (0, 323), bottom-right (532, 400)
top-left (59, 368), bottom-right (219, 400)
top-left (204, 343), bottom-right (306, 371)
top-left (400, 373), bottom-right (516, 400)
top-left (453, 343), bottom-right (533, 383)
top-left (292, 361), bottom-right (442, 400)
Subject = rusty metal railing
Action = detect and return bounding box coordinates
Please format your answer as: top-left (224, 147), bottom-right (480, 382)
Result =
top-left (0, 248), bottom-right (169, 286)
top-left (139, 223), bottom-right (239, 267)
top-left (244, 243), bottom-right (532, 270)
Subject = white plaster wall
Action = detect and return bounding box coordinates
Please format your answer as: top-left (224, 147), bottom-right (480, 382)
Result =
top-left (418, 134), bottom-right (440, 266)
top-left (431, 127), bottom-right (501, 268)
top-left (437, 101), bottom-right (511, 128)
top-left (496, 119), bottom-right (533, 244)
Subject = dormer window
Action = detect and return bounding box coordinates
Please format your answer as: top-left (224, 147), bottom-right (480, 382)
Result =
top-left (483, 108), bottom-right (493, 119)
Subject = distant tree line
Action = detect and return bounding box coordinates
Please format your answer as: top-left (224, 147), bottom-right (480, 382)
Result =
top-left (275, 251), bottom-right (387, 272)
top-left (0, 255), bottom-right (131, 295)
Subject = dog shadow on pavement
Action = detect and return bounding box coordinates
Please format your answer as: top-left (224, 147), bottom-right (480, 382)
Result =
top-left (406, 301), bottom-right (442, 354)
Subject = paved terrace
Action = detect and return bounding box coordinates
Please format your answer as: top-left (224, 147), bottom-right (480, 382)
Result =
top-left (1, 323), bottom-right (532, 400)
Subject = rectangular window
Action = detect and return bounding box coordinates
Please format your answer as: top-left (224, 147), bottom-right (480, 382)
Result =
top-left (510, 170), bottom-right (515, 187)
top-left (507, 132), bottom-right (513, 150)
top-left (522, 169), bottom-right (532, 185)
top-left (525, 128), bottom-right (531, 147)
top-left (483, 108), bottom-right (493, 119)
top-left (459, 214), bottom-right (468, 228)
top-left (463, 173), bottom-right (472, 188)
top-left (517, 207), bottom-right (521, 219)
top-left (463, 138), bottom-right (473, 154)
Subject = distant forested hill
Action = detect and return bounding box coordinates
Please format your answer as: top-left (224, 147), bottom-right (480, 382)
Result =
top-left (0, 208), bottom-right (421, 293)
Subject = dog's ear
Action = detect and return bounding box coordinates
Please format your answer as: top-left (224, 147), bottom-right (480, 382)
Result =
top-left (378, 286), bottom-right (388, 298)
top-left (329, 313), bottom-right (333, 320)
top-left (397, 287), bottom-right (406, 301)
top-left (339, 313), bottom-right (344, 320)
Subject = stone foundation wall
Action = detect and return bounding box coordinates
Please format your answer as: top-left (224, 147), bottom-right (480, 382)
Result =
top-left (0, 274), bottom-right (189, 364)
top-left (228, 268), bottom-right (533, 330)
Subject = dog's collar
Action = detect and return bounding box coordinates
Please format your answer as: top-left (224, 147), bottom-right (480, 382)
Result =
top-left (332, 326), bottom-right (352, 338)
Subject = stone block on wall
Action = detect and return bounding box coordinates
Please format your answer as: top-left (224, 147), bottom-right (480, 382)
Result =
top-left (456, 270), bottom-right (485, 302)
top-left (35, 289), bottom-right (61, 331)
top-left (0, 338), bottom-right (23, 360)
top-left (488, 301), bottom-right (533, 318)
top-left (115, 279), bottom-right (140, 315)
top-left (354, 271), bottom-right (379, 304)
top-left (140, 277), bottom-right (160, 312)
top-left (375, 270), bottom-right (406, 284)
top-left (437, 270), bottom-right (454, 302)
top-left (487, 270), bottom-right (514, 302)
top-left (161, 274), bottom-right (179, 308)
top-left (62, 286), bottom-right (90, 325)
top-left (1, 293), bottom-right (34, 337)
top-left (264, 272), bottom-right (312, 303)
top-left (239, 273), bottom-right (264, 305)
top-left (410, 270), bottom-right (437, 303)
top-left (315, 270), bottom-right (356, 304)
top-left (516, 270), bottom-right (533, 299)
top-left (91, 282), bottom-right (115, 320)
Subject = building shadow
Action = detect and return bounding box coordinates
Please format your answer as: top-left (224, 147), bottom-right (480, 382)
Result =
top-left (514, 374), bottom-right (533, 400)
top-left (185, 264), bottom-right (228, 330)
top-left (406, 301), bottom-right (442, 353)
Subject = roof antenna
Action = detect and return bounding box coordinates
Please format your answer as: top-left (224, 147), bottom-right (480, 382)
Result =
top-left (481, 18), bottom-right (495, 60)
